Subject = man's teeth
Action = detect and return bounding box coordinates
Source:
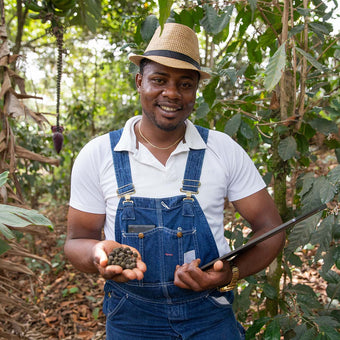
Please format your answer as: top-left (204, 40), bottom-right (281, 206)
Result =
top-left (160, 106), bottom-right (178, 112)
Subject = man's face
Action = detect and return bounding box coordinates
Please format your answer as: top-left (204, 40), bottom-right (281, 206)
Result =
top-left (136, 61), bottom-right (199, 132)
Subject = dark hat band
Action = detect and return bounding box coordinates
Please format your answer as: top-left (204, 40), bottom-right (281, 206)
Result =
top-left (143, 50), bottom-right (201, 70)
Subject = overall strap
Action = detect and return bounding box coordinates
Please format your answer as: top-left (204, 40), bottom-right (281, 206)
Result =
top-left (109, 129), bottom-right (135, 198)
top-left (181, 125), bottom-right (209, 198)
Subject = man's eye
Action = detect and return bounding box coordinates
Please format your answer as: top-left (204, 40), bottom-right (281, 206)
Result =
top-left (181, 82), bottom-right (193, 89)
top-left (152, 78), bottom-right (164, 84)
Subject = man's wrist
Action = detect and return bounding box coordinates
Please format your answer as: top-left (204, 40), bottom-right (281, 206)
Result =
top-left (218, 260), bottom-right (239, 292)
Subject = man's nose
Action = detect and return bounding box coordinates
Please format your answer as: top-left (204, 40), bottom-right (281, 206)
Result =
top-left (162, 83), bottom-right (181, 99)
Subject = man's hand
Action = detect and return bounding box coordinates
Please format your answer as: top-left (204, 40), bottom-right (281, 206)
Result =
top-left (173, 259), bottom-right (232, 291)
top-left (92, 240), bottom-right (147, 282)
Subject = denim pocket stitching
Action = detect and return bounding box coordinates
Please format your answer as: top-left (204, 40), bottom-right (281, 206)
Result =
top-left (106, 293), bottom-right (128, 321)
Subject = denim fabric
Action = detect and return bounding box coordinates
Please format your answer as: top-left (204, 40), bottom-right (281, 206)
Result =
top-left (105, 127), bottom-right (245, 339)
top-left (103, 285), bottom-right (245, 339)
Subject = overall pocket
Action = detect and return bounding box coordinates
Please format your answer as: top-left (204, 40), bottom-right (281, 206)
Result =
top-left (103, 289), bottom-right (128, 321)
top-left (122, 226), bottom-right (199, 284)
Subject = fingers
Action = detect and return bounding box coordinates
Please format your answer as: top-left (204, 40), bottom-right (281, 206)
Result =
top-left (174, 259), bottom-right (204, 291)
top-left (174, 259), bottom-right (232, 291)
top-left (92, 242), bottom-right (146, 282)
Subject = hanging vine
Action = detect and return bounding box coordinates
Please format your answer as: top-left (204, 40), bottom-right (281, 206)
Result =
top-left (51, 21), bottom-right (64, 154)
top-left (25, 0), bottom-right (76, 153)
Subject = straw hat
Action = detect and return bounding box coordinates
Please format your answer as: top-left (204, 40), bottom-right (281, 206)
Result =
top-left (129, 23), bottom-right (211, 80)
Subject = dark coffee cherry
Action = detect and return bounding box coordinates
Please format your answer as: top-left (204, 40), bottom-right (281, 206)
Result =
top-left (107, 247), bottom-right (138, 269)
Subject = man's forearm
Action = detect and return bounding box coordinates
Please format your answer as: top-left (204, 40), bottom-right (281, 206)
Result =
top-left (64, 238), bottom-right (101, 273)
top-left (232, 231), bottom-right (285, 281)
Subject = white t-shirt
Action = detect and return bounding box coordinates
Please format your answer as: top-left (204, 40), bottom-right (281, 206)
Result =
top-left (69, 116), bottom-right (266, 256)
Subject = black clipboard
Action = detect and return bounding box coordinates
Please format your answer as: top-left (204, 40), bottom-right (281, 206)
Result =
top-left (201, 203), bottom-right (327, 271)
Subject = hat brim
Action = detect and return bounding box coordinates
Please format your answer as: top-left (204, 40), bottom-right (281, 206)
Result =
top-left (129, 54), bottom-right (211, 80)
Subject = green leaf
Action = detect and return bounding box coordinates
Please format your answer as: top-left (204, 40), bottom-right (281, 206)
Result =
top-left (262, 283), bottom-right (278, 299)
top-left (311, 215), bottom-right (335, 253)
top-left (219, 68), bottom-right (237, 84)
top-left (264, 42), bottom-right (286, 92)
top-left (278, 136), bottom-right (297, 161)
top-left (287, 213), bottom-right (322, 252)
top-left (319, 325), bottom-right (340, 340)
top-left (0, 171), bottom-right (9, 187)
top-left (327, 165), bottom-right (340, 185)
top-left (295, 47), bottom-right (328, 72)
top-left (195, 102), bottom-right (210, 119)
top-left (240, 121), bottom-right (254, 139)
top-left (69, 287), bottom-right (79, 294)
top-left (245, 317), bottom-right (271, 339)
top-left (0, 238), bottom-right (11, 256)
top-left (264, 318), bottom-right (281, 340)
top-left (0, 212), bottom-right (32, 228)
top-left (292, 325), bottom-right (317, 340)
top-left (247, 0), bottom-right (257, 18)
top-left (200, 4), bottom-right (233, 35)
top-left (0, 205), bottom-right (53, 229)
top-left (158, 0), bottom-right (173, 30)
top-left (314, 316), bottom-right (340, 329)
top-left (141, 15), bottom-right (159, 41)
top-left (291, 284), bottom-right (322, 309)
top-left (0, 222), bottom-right (16, 239)
top-left (309, 22), bottom-right (331, 35)
top-left (288, 24), bottom-right (304, 38)
top-left (203, 76), bottom-right (219, 107)
top-left (92, 307), bottom-right (100, 320)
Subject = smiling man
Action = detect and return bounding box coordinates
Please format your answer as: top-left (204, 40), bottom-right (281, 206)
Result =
top-left (65, 23), bottom-right (285, 339)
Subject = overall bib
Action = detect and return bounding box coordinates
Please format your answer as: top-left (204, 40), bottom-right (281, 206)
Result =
top-left (103, 127), bottom-right (245, 340)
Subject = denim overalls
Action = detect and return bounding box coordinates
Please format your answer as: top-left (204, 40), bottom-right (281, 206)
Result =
top-left (103, 126), bottom-right (245, 339)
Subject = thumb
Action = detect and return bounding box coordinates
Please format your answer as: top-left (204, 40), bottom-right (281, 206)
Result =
top-left (93, 244), bottom-right (108, 268)
top-left (213, 260), bottom-right (224, 272)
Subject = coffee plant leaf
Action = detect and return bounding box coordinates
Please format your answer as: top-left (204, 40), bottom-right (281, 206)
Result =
top-left (326, 282), bottom-right (340, 301)
top-left (263, 318), bottom-right (280, 340)
top-left (245, 317), bottom-right (270, 340)
top-left (224, 113), bottom-right (241, 136)
top-left (291, 326), bottom-right (317, 340)
top-left (308, 117), bottom-right (338, 135)
top-left (310, 214), bottom-right (334, 253)
top-left (314, 316), bottom-right (340, 329)
top-left (295, 47), bottom-right (328, 72)
top-left (286, 213), bottom-right (321, 252)
top-left (264, 42), bottom-right (286, 92)
top-left (327, 165), bottom-right (340, 186)
top-left (318, 325), bottom-right (340, 340)
top-left (141, 15), bottom-right (159, 41)
top-left (278, 136), bottom-right (297, 161)
top-left (292, 284), bottom-right (322, 309)
top-left (247, 0), bottom-right (257, 18)
top-left (195, 102), bottom-right (210, 120)
top-left (200, 4), bottom-right (233, 35)
top-left (262, 283), bottom-right (278, 299)
top-left (203, 76), bottom-right (219, 107)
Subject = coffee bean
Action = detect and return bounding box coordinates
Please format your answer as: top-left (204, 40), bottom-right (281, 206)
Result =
top-left (107, 247), bottom-right (138, 269)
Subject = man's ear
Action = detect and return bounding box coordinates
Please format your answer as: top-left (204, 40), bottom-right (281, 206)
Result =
top-left (135, 73), bottom-right (142, 92)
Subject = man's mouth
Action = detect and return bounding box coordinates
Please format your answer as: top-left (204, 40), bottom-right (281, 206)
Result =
top-left (159, 105), bottom-right (181, 112)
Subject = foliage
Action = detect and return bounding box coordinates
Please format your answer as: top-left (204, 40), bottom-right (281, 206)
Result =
top-left (2, 0), bottom-right (340, 338)
top-left (0, 171), bottom-right (54, 336)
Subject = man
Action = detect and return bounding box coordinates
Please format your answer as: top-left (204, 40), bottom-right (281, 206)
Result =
top-left (65, 23), bottom-right (285, 339)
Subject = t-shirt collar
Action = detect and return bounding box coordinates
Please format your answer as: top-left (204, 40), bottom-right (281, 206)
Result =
top-left (114, 115), bottom-right (207, 152)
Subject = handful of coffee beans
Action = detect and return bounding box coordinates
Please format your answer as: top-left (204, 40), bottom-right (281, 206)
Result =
top-left (107, 247), bottom-right (138, 269)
